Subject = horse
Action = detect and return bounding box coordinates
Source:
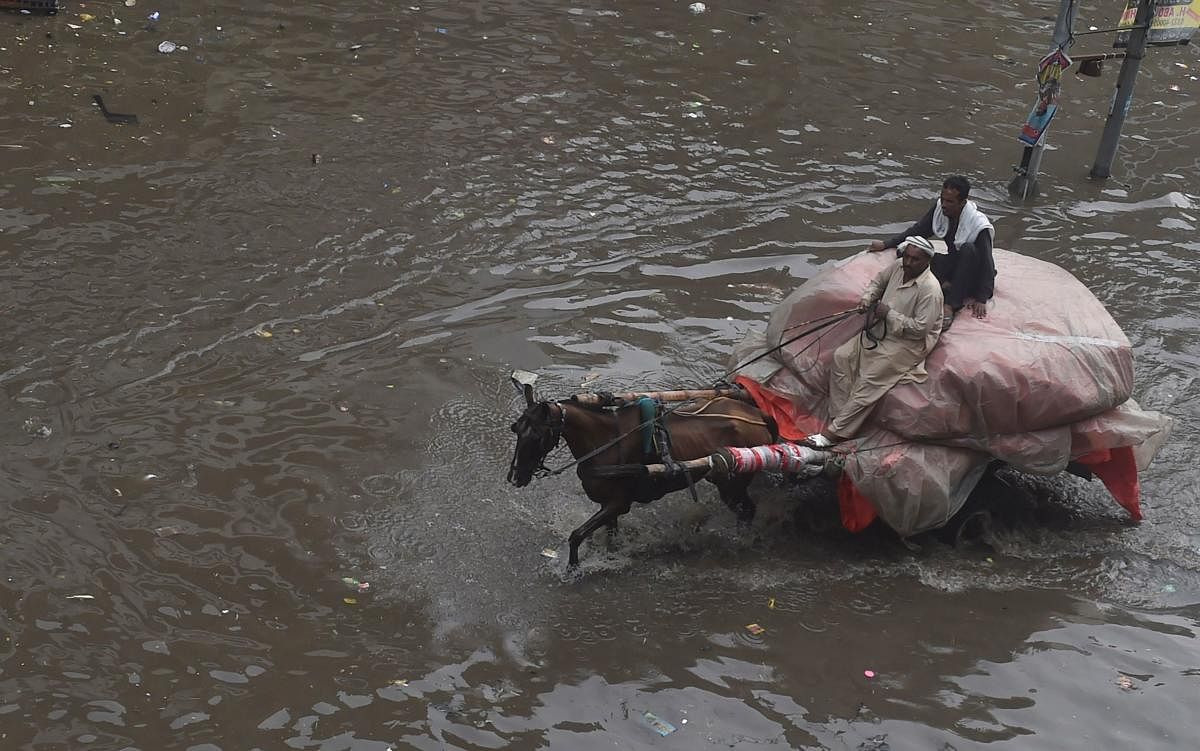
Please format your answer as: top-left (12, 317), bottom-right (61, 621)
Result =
top-left (507, 385), bottom-right (777, 567)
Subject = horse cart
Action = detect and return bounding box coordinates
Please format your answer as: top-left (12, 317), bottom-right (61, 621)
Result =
top-left (508, 249), bottom-right (1172, 566)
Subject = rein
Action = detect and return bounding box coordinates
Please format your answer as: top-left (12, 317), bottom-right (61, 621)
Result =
top-left (715, 308), bottom-right (861, 382)
top-left (860, 302), bottom-right (888, 350)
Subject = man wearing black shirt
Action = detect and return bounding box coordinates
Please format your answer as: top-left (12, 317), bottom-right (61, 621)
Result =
top-left (868, 175), bottom-right (996, 328)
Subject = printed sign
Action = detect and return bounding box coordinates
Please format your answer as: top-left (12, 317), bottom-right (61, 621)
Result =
top-left (1019, 48), bottom-right (1072, 146)
top-left (1114, 0), bottom-right (1200, 47)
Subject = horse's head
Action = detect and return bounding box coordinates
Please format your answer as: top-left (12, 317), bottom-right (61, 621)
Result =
top-left (507, 385), bottom-right (565, 487)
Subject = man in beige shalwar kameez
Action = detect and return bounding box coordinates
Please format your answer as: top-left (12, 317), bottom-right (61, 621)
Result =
top-left (805, 236), bottom-right (945, 447)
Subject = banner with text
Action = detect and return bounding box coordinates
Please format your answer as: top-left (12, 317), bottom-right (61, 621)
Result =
top-left (1114, 0), bottom-right (1200, 47)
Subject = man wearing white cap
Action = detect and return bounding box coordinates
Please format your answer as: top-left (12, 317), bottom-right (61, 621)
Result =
top-left (868, 175), bottom-right (996, 329)
top-left (804, 236), bottom-right (945, 447)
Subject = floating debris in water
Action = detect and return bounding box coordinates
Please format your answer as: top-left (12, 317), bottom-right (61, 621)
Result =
top-left (688, 2), bottom-right (706, 14)
top-left (23, 419), bottom-right (52, 439)
top-left (1117, 674), bottom-right (1135, 691)
top-left (864, 669), bottom-right (876, 679)
top-left (158, 40), bottom-right (177, 54)
top-left (540, 548), bottom-right (559, 560)
top-left (643, 712), bottom-right (676, 736)
top-left (745, 623), bottom-right (765, 635)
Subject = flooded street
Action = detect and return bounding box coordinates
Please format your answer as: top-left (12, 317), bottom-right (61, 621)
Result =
top-left (2, 0), bottom-right (1199, 748)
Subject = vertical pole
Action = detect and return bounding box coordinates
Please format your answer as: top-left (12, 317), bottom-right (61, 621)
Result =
top-left (1008, 0), bottom-right (1078, 198)
top-left (1090, 0), bottom-right (1157, 179)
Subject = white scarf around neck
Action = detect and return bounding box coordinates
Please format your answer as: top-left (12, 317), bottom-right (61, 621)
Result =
top-left (932, 198), bottom-right (994, 247)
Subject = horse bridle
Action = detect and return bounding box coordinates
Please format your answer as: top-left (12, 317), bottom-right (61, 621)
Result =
top-left (508, 401), bottom-right (568, 483)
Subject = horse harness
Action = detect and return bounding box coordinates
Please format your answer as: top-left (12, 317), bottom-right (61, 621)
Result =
top-left (528, 396), bottom-right (765, 499)
top-left (633, 396), bottom-right (701, 504)
top-left (509, 400), bottom-right (568, 483)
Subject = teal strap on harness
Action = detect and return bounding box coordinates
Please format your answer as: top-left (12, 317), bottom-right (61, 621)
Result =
top-left (635, 396), bottom-right (658, 456)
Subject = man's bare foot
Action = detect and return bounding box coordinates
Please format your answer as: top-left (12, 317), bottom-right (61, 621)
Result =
top-left (867, 240), bottom-right (887, 253)
top-left (967, 300), bottom-right (987, 318)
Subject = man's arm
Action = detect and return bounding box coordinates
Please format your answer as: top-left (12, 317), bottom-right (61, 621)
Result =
top-left (873, 204), bottom-right (936, 253)
top-left (971, 229), bottom-right (996, 302)
top-left (859, 265), bottom-right (894, 309)
top-left (884, 279), bottom-right (944, 340)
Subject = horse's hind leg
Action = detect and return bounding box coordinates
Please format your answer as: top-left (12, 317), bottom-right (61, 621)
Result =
top-left (568, 500), bottom-right (630, 568)
top-left (715, 476), bottom-right (756, 524)
top-left (605, 517), bottom-right (620, 550)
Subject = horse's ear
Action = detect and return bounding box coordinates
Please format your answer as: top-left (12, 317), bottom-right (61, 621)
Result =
top-left (523, 383), bottom-right (535, 407)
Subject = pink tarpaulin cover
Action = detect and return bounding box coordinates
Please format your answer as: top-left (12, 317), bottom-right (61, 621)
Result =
top-left (731, 250), bottom-right (1172, 536)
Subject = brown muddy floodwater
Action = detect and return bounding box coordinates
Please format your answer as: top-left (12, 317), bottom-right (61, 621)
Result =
top-left (2, 1), bottom-right (1199, 749)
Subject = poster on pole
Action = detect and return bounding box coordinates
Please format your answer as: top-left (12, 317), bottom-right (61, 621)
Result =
top-left (1018, 48), bottom-right (1072, 146)
top-left (1114, 0), bottom-right (1200, 47)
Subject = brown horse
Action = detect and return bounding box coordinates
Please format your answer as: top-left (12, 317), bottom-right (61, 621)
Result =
top-left (507, 387), bottom-right (777, 567)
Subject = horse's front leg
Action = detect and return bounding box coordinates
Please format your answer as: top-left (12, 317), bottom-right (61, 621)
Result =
top-left (568, 500), bottom-right (629, 568)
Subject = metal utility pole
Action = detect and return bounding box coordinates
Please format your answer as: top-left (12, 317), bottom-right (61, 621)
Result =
top-left (1008, 0), bottom-right (1078, 199)
top-left (1090, 0), bottom-right (1158, 179)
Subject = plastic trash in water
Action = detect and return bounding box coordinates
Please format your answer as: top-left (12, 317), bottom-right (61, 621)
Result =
top-left (643, 712), bottom-right (676, 736)
top-left (158, 40), bottom-right (177, 54)
top-left (148, 11), bottom-right (160, 21)
top-left (864, 669), bottom-right (876, 679)
top-left (22, 419), bottom-right (52, 439)
top-left (341, 577), bottom-right (370, 592)
top-left (540, 548), bottom-right (559, 560)
top-left (745, 623), bottom-right (765, 635)
top-left (689, 2), bottom-right (706, 13)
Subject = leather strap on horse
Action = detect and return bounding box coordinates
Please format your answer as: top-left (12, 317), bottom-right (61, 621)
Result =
top-left (653, 401), bottom-right (702, 504)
